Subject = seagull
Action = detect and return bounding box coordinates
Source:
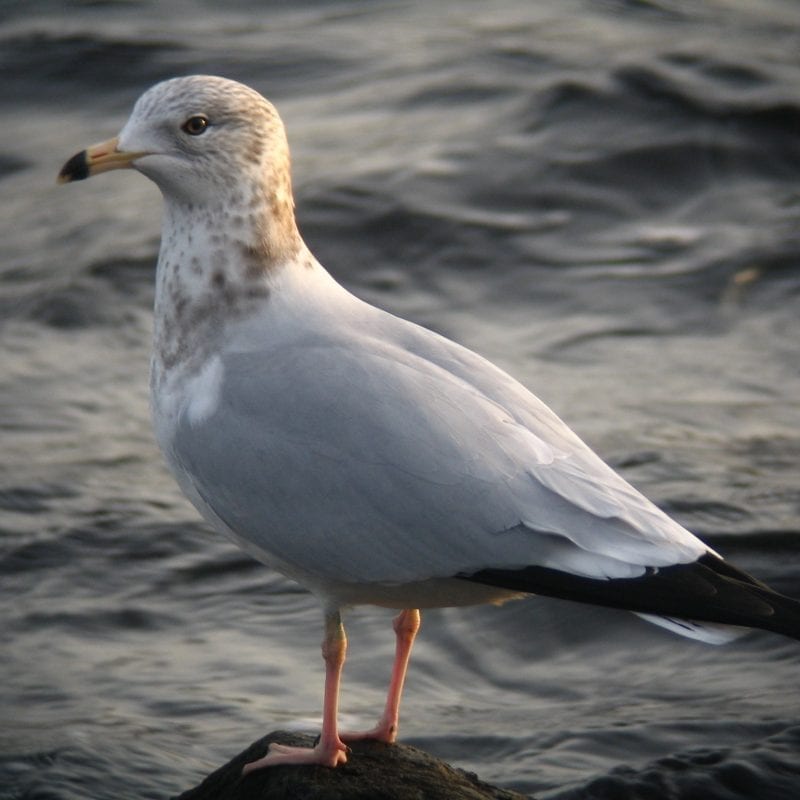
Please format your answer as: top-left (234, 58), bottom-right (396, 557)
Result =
top-left (58, 75), bottom-right (800, 771)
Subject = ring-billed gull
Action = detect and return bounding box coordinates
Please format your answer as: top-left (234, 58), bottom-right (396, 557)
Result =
top-left (58, 75), bottom-right (800, 771)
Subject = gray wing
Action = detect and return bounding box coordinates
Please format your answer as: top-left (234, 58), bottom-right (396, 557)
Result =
top-left (170, 319), bottom-right (707, 587)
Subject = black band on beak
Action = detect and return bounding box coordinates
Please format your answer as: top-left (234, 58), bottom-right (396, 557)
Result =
top-left (58, 151), bottom-right (90, 184)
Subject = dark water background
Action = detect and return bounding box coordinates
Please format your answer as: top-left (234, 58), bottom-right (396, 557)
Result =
top-left (3, 1), bottom-right (800, 798)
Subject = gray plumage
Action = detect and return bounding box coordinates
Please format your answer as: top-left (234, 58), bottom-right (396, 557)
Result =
top-left (58, 73), bottom-right (800, 771)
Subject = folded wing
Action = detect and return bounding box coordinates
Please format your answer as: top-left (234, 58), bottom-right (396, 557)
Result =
top-left (170, 315), bottom-right (708, 588)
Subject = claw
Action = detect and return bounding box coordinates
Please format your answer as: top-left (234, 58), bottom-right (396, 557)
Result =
top-left (340, 719), bottom-right (397, 744)
top-left (242, 738), bottom-right (348, 773)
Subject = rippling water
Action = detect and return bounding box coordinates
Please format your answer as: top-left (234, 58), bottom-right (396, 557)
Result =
top-left (3, 2), bottom-right (800, 798)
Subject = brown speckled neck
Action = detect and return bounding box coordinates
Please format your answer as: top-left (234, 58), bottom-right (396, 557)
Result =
top-left (108, 75), bottom-right (314, 385)
top-left (151, 192), bottom-right (303, 377)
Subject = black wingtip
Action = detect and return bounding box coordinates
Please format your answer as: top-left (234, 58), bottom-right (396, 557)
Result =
top-left (461, 553), bottom-right (800, 643)
top-left (57, 150), bottom-right (89, 184)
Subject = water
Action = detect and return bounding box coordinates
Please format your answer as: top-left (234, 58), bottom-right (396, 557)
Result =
top-left (2, 1), bottom-right (800, 797)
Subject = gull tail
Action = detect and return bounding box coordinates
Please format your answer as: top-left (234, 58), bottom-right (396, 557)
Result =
top-left (462, 552), bottom-right (800, 643)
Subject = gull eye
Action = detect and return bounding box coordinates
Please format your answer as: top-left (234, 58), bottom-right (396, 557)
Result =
top-left (181, 115), bottom-right (209, 136)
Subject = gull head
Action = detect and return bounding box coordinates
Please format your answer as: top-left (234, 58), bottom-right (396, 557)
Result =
top-left (59, 75), bottom-right (302, 269)
top-left (59, 75), bottom-right (309, 376)
top-left (58, 75), bottom-right (295, 210)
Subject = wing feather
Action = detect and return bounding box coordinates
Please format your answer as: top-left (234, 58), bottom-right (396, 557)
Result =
top-left (169, 311), bottom-right (707, 588)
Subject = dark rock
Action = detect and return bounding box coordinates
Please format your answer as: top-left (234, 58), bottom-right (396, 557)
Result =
top-left (173, 730), bottom-right (533, 800)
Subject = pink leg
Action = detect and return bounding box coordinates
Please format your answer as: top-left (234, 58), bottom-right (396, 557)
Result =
top-left (342, 608), bottom-right (421, 744)
top-left (242, 610), bottom-right (349, 773)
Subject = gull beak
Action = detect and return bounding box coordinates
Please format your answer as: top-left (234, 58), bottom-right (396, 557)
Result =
top-left (57, 136), bottom-right (148, 184)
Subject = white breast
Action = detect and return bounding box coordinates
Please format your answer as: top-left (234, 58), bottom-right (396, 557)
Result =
top-left (150, 353), bottom-right (224, 466)
top-left (185, 355), bottom-right (224, 425)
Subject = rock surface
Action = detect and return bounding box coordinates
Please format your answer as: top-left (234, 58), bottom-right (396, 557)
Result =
top-left (173, 730), bottom-right (532, 800)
